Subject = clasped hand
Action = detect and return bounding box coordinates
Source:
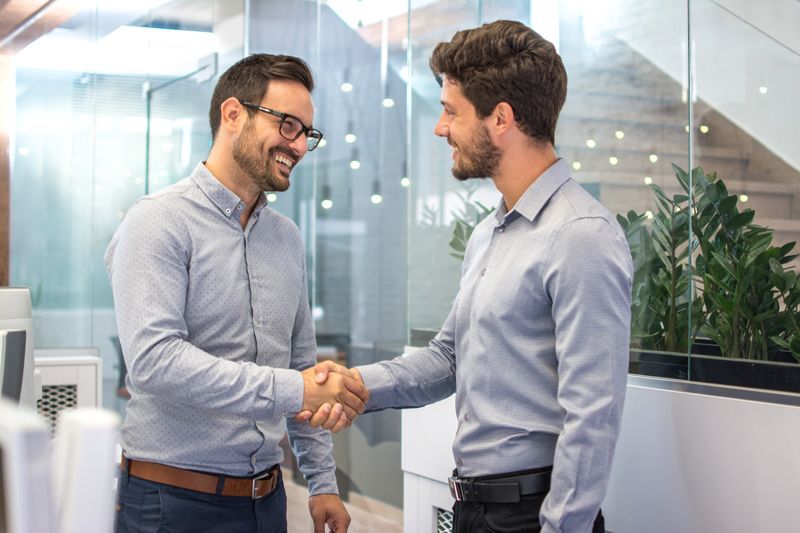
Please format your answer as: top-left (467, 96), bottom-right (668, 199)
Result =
top-left (299, 361), bottom-right (368, 433)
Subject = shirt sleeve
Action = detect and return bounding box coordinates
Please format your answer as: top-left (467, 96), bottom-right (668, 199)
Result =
top-left (356, 292), bottom-right (458, 411)
top-left (106, 198), bottom-right (303, 420)
top-left (284, 255), bottom-right (338, 496)
top-left (539, 217), bottom-right (633, 533)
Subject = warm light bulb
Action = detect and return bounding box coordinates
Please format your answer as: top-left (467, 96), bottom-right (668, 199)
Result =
top-left (341, 82), bottom-right (354, 92)
top-left (586, 139), bottom-right (596, 148)
top-left (370, 194), bottom-right (383, 204)
top-left (266, 193), bottom-right (278, 202)
top-left (572, 161), bottom-right (581, 170)
top-left (345, 133), bottom-right (357, 143)
top-left (615, 130), bottom-right (624, 139)
top-left (350, 160), bottom-right (361, 170)
top-left (609, 156), bottom-right (619, 166)
top-left (700, 125), bottom-right (709, 134)
top-left (321, 199), bottom-right (333, 209)
top-left (739, 194), bottom-right (749, 203)
top-left (400, 177), bottom-right (410, 187)
top-left (649, 154), bottom-right (658, 163)
top-left (644, 176), bottom-right (653, 185)
top-left (382, 98), bottom-right (395, 108)
top-left (645, 210), bottom-right (654, 219)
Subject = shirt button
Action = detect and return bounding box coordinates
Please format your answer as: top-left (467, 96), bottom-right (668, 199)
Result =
top-left (237, 204), bottom-right (243, 210)
top-left (456, 458), bottom-right (464, 467)
top-left (254, 320), bottom-right (260, 327)
top-left (225, 208), bottom-right (231, 214)
top-left (480, 268), bottom-right (486, 277)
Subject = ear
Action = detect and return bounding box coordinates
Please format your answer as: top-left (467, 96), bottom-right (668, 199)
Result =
top-left (492, 102), bottom-right (516, 134)
top-left (219, 97), bottom-right (246, 134)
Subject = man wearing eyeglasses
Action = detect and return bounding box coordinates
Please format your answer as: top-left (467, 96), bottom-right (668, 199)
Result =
top-left (106, 54), bottom-right (365, 533)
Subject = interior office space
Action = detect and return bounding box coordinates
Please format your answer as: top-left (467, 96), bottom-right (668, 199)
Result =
top-left (1, 1), bottom-right (799, 532)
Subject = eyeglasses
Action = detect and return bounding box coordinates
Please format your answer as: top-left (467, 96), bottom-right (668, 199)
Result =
top-left (238, 100), bottom-right (323, 151)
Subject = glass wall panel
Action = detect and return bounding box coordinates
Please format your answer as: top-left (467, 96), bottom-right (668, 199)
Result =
top-left (10, 0), bottom-right (244, 411)
top-left (687, 0), bottom-right (800, 389)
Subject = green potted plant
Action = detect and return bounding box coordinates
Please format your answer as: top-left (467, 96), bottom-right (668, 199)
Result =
top-left (617, 164), bottom-right (800, 392)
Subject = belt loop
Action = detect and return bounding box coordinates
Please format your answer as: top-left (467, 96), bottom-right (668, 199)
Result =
top-left (215, 475), bottom-right (226, 496)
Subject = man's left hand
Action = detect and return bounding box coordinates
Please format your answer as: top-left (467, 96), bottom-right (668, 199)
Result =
top-left (308, 493), bottom-right (351, 533)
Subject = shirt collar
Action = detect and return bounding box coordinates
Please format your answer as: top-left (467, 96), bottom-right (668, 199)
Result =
top-left (191, 162), bottom-right (268, 220)
top-left (494, 158), bottom-right (571, 224)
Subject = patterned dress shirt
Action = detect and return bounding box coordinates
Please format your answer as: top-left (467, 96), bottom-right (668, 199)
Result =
top-left (105, 162), bottom-right (337, 495)
top-left (357, 158), bottom-right (633, 532)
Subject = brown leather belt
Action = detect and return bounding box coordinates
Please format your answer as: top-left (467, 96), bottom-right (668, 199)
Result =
top-left (121, 456), bottom-right (280, 499)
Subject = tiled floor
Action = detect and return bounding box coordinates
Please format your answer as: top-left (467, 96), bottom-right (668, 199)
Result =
top-left (285, 474), bottom-right (403, 533)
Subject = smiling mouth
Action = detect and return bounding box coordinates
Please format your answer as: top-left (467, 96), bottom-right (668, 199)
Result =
top-left (273, 152), bottom-right (295, 175)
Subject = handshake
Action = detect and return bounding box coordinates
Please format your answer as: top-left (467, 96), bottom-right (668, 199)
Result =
top-left (298, 361), bottom-right (369, 433)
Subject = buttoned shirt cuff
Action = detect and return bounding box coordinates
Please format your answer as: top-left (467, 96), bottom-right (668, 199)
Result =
top-left (273, 368), bottom-right (304, 416)
top-left (354, 363), bottom-right (395, 411)
top-left (307, 468), bottom-right (339, 496)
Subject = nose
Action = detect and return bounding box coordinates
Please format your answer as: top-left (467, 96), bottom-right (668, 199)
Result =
top-left (434, 113), bottom-right (448, 138)
top-left (288, 134), bottom-right (308, 159)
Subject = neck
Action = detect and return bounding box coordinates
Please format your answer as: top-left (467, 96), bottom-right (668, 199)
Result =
top-left (491, 140), bottom-right (558, 210)
top-left (205, 144), bottom-right (262, 228)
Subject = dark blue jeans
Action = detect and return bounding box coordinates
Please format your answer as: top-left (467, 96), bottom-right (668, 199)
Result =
top-left (115, 470), bottom-right (287, 533)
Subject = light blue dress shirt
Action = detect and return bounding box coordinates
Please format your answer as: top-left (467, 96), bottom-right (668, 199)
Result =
top-left (357, 159), bottom-right (633, 532)
top-left (105, 162), bottom-right (337, 495)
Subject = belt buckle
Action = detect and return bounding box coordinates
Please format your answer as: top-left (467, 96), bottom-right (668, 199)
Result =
top-left (251, 468), bottom-right (275, 500)
top-left (448, 476), bottom-right (463, 502)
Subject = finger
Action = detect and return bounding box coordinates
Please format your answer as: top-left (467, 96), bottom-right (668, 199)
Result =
top-left (339, 387), bottom-right (366, 415)
top-left (308, 403), bottom-right (331, 428)
top-left (331, 411), bottom-right (350, 434)
top-left (294, 410), bottom-right (313, 423)
top-left (322, 403), bottom-right (343, 431)
top-left (341, 373), bottom-right (369, 403)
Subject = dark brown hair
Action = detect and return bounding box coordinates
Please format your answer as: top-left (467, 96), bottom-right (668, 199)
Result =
top-left (429, 20), bottom-right (567, 145)
top-left (209, 54), bottom-right (315, 140)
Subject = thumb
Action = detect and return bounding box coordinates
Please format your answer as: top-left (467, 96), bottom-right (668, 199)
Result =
top-left (314, 360), bottom-right (336, 384)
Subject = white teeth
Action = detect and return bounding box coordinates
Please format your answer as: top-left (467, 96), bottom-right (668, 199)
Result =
top-left (274, 154), bottom-right (293, 168)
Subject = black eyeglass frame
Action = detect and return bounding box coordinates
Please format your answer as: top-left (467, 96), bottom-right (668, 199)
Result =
top-left (238, 99), bottom-right (323, 151)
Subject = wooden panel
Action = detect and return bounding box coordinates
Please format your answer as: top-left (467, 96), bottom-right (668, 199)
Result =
top-left (0, 0), bottom-right (82, 55)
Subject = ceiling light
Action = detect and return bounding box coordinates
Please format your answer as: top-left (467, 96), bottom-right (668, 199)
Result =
top-left (400, 177), bottom-right (410, 187)
top-left (586, 139), bottom-right (596, 148)
top-left (572, 161), bottom-right (581, 170)
top-left (345, 133), bottom-right (357, 143)
top-left (649, 154), bottom-right (658, 163)
top-left (341, 82), bottom-right (354, 93)
top-left (615, 130), bottom-right (624, 139)
top-left (382, 98), bottom-right (395, 108)
top-left (758, 86), bottom-right (768, 94)
top-left (700, 125), bottom-right (709, 134)
top-left (644, 176), bottom-right (653, 185)
top-left (266, 193), bottom-right (277, 202)
top-left (609, 156), bottom-right (618, 165)
top-left (321, 199), bottom-right (333, 209)
top-left (739, 194), bottom-right (749, 203)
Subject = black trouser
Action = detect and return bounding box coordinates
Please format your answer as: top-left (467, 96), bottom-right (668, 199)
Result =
top-left (453, 489), bottom-right (604, 532)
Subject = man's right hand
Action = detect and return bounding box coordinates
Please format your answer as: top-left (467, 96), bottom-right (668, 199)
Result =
top-left (300, 362), bottom-right (368, 428)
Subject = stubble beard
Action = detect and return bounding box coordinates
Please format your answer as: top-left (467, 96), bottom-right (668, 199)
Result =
top-left (451, 122), bottom-right (502, 182)
top-left (232, 119), bottom-right (290, 192)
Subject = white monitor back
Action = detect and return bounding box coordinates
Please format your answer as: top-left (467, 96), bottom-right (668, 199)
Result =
top-left (0, 398), bottom-right (57, 533)
top-left (51, 408), bottom-right (120, 533)
top-left (0, 289), bottom-right (35, 408)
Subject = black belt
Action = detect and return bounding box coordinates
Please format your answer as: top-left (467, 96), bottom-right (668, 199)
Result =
top-left (449, 468), bottom-right (552, 503)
